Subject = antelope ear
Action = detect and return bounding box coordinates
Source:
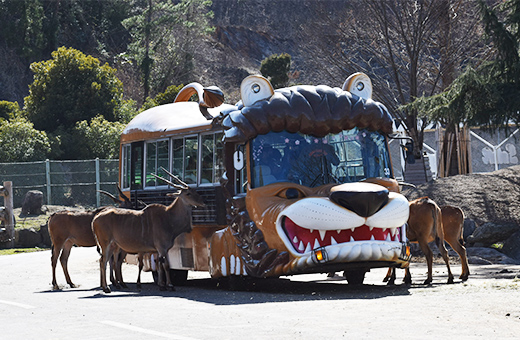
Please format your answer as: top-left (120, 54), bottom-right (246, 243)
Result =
top-left (240, 75), bottom-right (274, 107)
top-left (342, 72), bottom-right (373, 99)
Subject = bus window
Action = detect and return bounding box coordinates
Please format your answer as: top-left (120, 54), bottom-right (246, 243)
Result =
top-left (201, 132), bottom-right (225, 184)
top-left (201, 134), bottom-right (214, 184)
top-left (185, 136), bottom-right (198, 184)
top-left (146, 142), bottom-right (157, 187)
top-left (145, 140), bottom-right (169, 187)
top-left (122, 144), bottom-right (131, 189)
top-left (250, 129), bottom-right (391, 188)
top-left (158, 140), bottom-right (169, 178)
top-left (172, 138), bottom-right (184, 179)
top-left (130, 141), bottom-right (144, 190)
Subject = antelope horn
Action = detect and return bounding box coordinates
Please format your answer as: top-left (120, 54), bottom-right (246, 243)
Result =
top-left (116, 185), bottom-right (131, 203)
top-left (97, 190), bottom-right (123, 204)
top-left (160, 167), bottom-right (189, 189)
top-left (151, 173), bottom-right (185, 190)
top-left (398, 181), bottom-right (417, 188)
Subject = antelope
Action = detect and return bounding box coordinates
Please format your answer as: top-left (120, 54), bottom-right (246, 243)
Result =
top-left (92, 174), bottom-right (205, 293)
top-left (49, 188), bottom-right (132, 290)
top-left (384, 197), bottom-right (454, 285)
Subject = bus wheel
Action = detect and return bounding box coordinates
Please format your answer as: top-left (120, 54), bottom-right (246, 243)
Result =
top-left (344, 270), bottom-right (366, 285)
top-left (152, 270), bottom-right (188, 286)
top-left (169, 269), bottom-right (188, 286)
top-left (222, 275), bottom-right (249, 291)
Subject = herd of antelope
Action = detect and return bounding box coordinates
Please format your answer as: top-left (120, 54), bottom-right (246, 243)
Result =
top-left (49, 182), bottom-right (469, 291)
top-left (49, 170), bottom-right (205, 293)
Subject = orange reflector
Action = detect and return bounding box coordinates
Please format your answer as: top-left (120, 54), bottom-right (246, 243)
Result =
top-left (316, 250), bottom-right (323, 261)
top-left (406, 246), bottom-right (410, 257)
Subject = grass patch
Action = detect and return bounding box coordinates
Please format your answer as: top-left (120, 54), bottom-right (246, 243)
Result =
top-left (0, 247), bottom-right (47, 255)
top-left (15, 214), bottom-right (49, 231)
top-left (491, 243), bottom-right (504, 250)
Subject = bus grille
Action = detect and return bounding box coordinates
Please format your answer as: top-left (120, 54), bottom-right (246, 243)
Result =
top-left (129, 186), bottom-right (225, 225)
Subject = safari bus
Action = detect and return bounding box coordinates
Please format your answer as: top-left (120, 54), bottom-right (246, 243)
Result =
top-left (119, 73), bottom-right (411, 286)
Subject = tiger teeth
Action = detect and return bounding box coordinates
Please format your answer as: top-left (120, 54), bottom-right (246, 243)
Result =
top-left (299, 241), bottom-right (305, 251)
top-left (319, 230), bottom-right (326, 240)
top-left (391, 228), bottom-right (397, 236)
top-left (293, 236), bottom-right (298, 243)
top-left (331, 236), bottom-right (337, 245)
top-left (314, 239), bottom-right (321, 249)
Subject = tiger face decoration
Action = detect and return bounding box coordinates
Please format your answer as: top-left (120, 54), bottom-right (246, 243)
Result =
top-left (209, 74), bottom-right (410, 279)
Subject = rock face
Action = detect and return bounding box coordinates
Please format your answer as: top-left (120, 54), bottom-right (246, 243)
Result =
top-left (402, 166), bottom-right (520, 227)
top-left (21, 190), bottom-right (44, 216)
top-left (502, 231), bottom-right (520, 261)
top-left (467, 222), bottom-right (520, 247)
top-left (15, 228), bottom-right (42, 248)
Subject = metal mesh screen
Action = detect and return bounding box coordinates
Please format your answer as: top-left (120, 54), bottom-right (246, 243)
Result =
top-left (0, 159), bottom-right (119, 208)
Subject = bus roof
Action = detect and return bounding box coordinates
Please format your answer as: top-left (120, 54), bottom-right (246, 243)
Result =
top-left (121, 101), bottom-right (235, 143)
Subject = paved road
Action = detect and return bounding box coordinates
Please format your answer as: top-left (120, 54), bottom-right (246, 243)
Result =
top-left (1, 247), bottom-right (520, 339)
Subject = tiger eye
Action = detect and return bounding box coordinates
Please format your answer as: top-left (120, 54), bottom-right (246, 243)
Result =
top-left (285, 188), bottom-right (300, 199)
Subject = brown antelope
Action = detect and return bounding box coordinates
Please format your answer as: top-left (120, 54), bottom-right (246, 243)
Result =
top-left (440, 205), bottom-right (470, 281)
top-left (49, 188), bottom-right (132, 290)
top-left (384, 197), bottom-right (454, 285)
top-left (92, 175), bottom-right (205, 293)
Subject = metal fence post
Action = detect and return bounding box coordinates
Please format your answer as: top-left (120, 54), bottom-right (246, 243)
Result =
top-left (96, 158), bottom-right (100, 207)
top-left (46, 159), bottom-right (51, 205)
top-left (2, 181), bottom-right (15, 248)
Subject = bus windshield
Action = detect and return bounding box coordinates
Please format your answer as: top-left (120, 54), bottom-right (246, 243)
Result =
top-left (250, 128), bottom-right (392, 188)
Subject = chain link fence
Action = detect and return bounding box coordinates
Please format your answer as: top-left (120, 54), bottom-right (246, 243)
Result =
top-left (0, 159), bottom-right (119, 208)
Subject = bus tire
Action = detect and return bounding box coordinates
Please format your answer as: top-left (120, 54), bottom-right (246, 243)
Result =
top-left (169, 269), bottom-right (188, 286)
top-left (344, 270), bottom-right (366, 285)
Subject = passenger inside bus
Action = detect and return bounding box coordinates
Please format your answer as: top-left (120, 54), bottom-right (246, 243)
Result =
top-left (288, 139), bottom-right (340, 187)
top-left (252, 144), bottom-right (282, 186)
top-left (250, 129), bottom-right (391, 188)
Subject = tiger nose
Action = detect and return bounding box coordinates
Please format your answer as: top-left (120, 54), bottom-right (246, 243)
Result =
top-left (329, 183), bottom-right (389, 217)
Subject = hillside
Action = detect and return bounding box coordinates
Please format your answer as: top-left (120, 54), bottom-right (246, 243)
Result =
top-left (0, 1), bottom-right (346, 105)
top-left (402, 165), bottom-right (520, 226)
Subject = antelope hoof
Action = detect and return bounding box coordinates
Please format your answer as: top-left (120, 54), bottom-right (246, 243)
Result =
top-left (423, 278), bottom-right (432, 285)
top-left (447, 277), bottom-right (454, 284)
top-left (386, 279), bottom-right (395, 286)
top-left (103, 286), bottom-right (112, 294)
top-left (168, 284), bottom-right (176, 292)
top-left (52, 284), bottom-right (59, 290)
top-left (121, 282), bottom-right (128, 289)
top-left (460, 273), bottom-right (469, 281)
top-left (403, 277), bottom-right (412, 285)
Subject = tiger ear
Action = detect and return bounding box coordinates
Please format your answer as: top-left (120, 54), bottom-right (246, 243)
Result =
top-left (342, 72), bottom-right (373, 100)
top-left (240, 75), bottom-right (274, 107)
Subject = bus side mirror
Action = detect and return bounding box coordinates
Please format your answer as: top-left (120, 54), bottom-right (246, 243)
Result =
top-left (403, 141), bottom-right (415, 164)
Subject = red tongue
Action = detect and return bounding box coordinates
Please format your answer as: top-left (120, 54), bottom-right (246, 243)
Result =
top-left (283, 216), bottom-right (395, 254)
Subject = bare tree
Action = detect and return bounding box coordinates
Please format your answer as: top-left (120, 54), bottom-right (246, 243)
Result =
top-left (307, 0), bottom-right (486, 159)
